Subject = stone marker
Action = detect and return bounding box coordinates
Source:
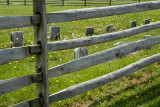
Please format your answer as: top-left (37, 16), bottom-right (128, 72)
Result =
top-left (11, 31), bottom-right (23, 47)
top-left (106, 25), bottom-right (113, 32)
top-left (114, 42), bottom-right (127, 58)
top-left (114, 41), bottom-right (127, 47)
top-left (143, 35), bottom-right (151, 50)
top-left (74, 47), bottom-right (88, 59)
top-left (86, 27), bottom-right (94, 36)
top-left (50, 26), bottom-right (60, 41)
top-left (130, 21), bottom-right (137, 28)
top-left (144, 19), bottom-right (150, 24)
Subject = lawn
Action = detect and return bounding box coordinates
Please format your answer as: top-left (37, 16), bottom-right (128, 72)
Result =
top-left (0, 1), bottom-right (160, 107)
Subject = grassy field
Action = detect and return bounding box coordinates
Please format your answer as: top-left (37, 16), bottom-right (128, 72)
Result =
top-left (1, 2), bottom-right (160, 107)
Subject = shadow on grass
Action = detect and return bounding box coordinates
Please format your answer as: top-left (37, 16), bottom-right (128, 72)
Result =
top-left (88, 74), bottom-right (160, 107)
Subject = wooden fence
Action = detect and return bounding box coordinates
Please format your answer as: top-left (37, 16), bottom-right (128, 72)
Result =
top-left (1, 1), bottom-right (160, 106)
top-left (0, 0), bottom-right (142, 6)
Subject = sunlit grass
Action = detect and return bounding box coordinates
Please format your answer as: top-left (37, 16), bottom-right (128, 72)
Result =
top-left (0, 2), bottom-right (160, 107)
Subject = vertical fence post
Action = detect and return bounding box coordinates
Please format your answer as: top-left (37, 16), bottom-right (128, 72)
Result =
top-left (62, 0), bottom-right (64, 6)
top-left (109, 0), bottom-right (111, 6)
top-left (84, 0), bottom-right (86, 6)
top-left (33, 0), bottom-right (49, 106)
top-left (7, 0), bottom-right (9, 5)
top-left (24, 0), bottom-right (26, 6)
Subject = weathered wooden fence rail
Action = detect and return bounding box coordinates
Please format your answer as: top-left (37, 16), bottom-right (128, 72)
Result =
top-left (1, 1), bottom-right (160, 107)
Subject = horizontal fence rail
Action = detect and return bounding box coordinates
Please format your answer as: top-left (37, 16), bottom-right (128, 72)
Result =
top-left (1, 21), bottom-right (160, 65)
top-left (48, 36), bottom-right (160, 78)
top-left (1, 20), bottom-right (160, 65)
top-left (0, 15), bottom-right (40, 30)
top-left (1, 37), bottom-right (160, 96)
top-left (48, 21), bottom-right (160, 51)
top-left (0, 45), bottom-right (41, 65)
top-left (0, 73), bottom-right (42, 96)
top-left (49, 53), bottom-right (160, 102)
top-left (47, 1), bottom-right (160, 23)
top-left (11, 53), bottom-right (160, 106)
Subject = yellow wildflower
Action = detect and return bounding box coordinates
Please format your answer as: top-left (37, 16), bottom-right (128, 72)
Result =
top-left (70, 80), bottom-right (73, 83)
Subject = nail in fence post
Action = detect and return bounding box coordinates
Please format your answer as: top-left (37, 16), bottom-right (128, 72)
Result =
top-left (86, 27), bottom-right (94, 36)
top-left (130, 21), bottom-right (137, 28)
top-left (50, 26), bottom-right (60, 41)
top-left (144, 19), bottom-right (150, 25)
top-left (11, 32), bottom-right (23, 47)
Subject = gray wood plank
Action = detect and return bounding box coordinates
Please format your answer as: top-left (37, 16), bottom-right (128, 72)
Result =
top-left (0, 73), bottom-right (42, 96)
top-left (33, 0), bottom-right (49, 106)
top-left (48, 36), bottom-right (160, 78)
top-left (47, 1), bottom-right (160, 23)
top-left (47, 21), bottom-right (160, 51)
top-left (49, 53), bottom-right (160, 103)
top-left (0, 15), bottom-right (40, 30)
top-left (0, 16), bottom-right (32, 30)
top-left (0, 45), bottom-right (41, 65)
top-left (10, 98), bottom-right (40, 107)
top-left (1, 21), bottom-right (160, 65)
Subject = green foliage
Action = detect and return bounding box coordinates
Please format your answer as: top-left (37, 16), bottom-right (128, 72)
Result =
top-left (0, 4), bottom-right (160, 107)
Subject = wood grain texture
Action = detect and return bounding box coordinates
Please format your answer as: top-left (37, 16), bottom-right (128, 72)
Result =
top-left (33, 0), bottom-right (49, 106)
top-left (49, 53), bottom-right (160, 103)
top-left (48, 36), bottom-right (160, 78)
top-left (0, 15), bottom-right (40, 30)
top-left (9, 52), bottom-right (160, 106)
top-left (1, 21), bottom-right (160, 65)
top-left (47, 1), bottom-right (160, 23)
top-left (0, 73), bottom-right (42, 96)
top-left (47, 21), bottom-right (160, 51)
top-left (10, 98), bottom-right (40, 107)
top-left (0, 45), bottom-right (41, 65)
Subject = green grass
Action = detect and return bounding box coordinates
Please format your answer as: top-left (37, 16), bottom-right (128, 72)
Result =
top-left (1, 2), bottom-right (160, 107)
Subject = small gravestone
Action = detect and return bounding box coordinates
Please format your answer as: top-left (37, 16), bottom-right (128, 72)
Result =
top-left (114, 41), bottom-right (127, 47)
top-left (86, 27), bottom-right (94, 36)
top-left (130, 21), bottom-right (137, 28)
top-left (50, 26), bottom-right (60, 41)
top-left (11, 31), bottom-right (23, 47)
top-left (114, 42), bottom-right (127, 58)
top-left (143, 35), bottom-right (151, 50)
top-left (74, 47), bottom-right (88, 59)
top-left (106, 25), bottom-right (113, 32)
top-left (144, 19), bottom-right (150, 25)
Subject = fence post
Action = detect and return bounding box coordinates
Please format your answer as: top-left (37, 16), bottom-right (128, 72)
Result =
top-left (62, 0), bottom-right (64, 6)
top-left (84, 0), bottom-right (86, 6)
top-left (24, 0), bottom-right (26, 6)
top-left (86, 27), bottom-right (94, 36)
top-left (109, 0), bottom-right (111, 6)
top-left (33, 0), bottom-right (49, 106)
top-left (7, 0), bottom-right (9, 5)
